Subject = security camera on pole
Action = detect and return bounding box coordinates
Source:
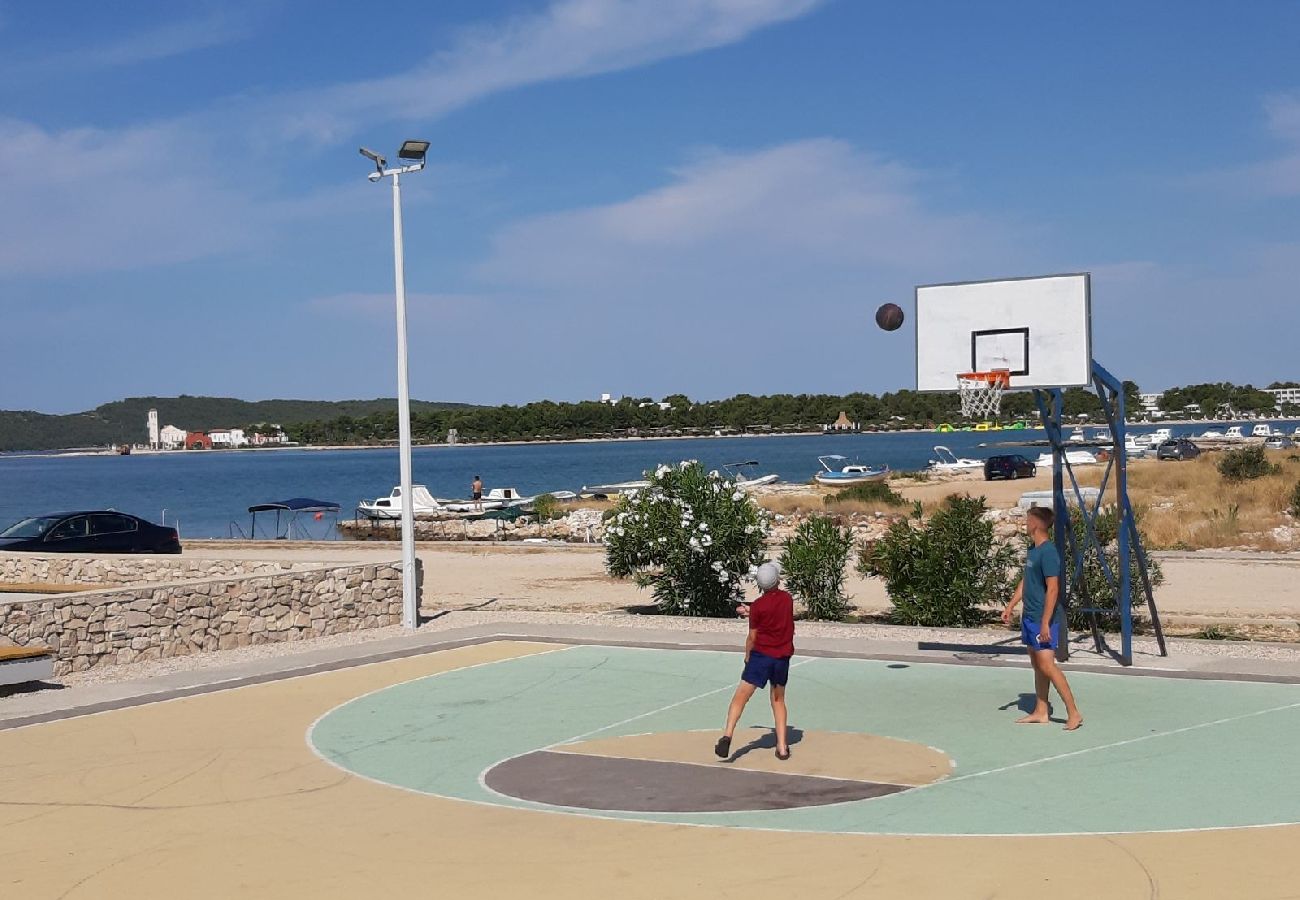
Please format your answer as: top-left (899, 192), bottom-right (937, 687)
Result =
top-left (360, 140), bottom-right (430, 630)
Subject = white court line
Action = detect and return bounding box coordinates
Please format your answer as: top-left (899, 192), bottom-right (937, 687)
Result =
top-left (549, 656), bottom-right (819, 748)
top-left (905, 697), bottom-right (1300, 797)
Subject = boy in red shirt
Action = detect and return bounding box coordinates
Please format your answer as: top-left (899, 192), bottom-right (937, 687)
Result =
top-left (714, 562), bottom-right (795, 761)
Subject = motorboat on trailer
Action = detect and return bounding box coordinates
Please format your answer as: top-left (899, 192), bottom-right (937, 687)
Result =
top-left (580, 480), bottom-right (650, 498)
top-left (438, 487), bottom-right (532, 512)
top-left (356, 484), bottom-right (444, 520)
top-left (926, 445), bottom-right (983, 473)
top-left (723, 460), bottom-right (780, 490)
top-left (1035, 449), bottom-right (1099, 468)
top-left (814, 455), bottom-right (889, 486)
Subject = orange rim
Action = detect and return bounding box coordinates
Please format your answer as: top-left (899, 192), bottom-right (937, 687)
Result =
top-left (957, 369), bottom-right (1011, 388)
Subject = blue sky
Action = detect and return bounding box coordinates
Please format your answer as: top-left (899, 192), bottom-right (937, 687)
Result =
top-left (2, 0), bottom-right (1298, 413)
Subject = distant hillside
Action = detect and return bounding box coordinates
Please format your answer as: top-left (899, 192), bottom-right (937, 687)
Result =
top-left (0, 396), bottom-right (476, 452)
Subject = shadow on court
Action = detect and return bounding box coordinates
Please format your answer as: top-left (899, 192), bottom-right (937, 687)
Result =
top-left (998, 693), bottom-right (1065, 722)
top-left (724, 726), bottom-right (805, 762)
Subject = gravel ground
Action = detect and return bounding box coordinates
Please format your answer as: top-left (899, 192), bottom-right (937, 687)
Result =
top-left (38, 606), bottom-right (1300, 695)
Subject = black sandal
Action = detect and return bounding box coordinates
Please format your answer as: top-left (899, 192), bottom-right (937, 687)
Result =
top-left (775, 748), bottom-right (791, 761)
top-left (714, 736), bottom-right (732, 759)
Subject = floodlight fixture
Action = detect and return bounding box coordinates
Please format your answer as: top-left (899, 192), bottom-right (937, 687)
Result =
top-left (398, 140), bottom-right (430, 162)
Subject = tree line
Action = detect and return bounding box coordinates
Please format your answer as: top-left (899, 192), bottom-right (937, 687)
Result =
top-left (282, 384), bottom-right (1146, 446)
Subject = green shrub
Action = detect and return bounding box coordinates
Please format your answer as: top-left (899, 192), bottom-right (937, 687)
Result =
top-left (858, 494), bottom-right (1017, 627)
top-left (1217, 445), bottom-right (1280, 481)
top-left (824, 479), bottom-right (906, 507)
top-left (532, 493), bottom-right (562, 522)
top-left (604, 461), bottom-right (770, 616)
top-left (1290, 481), bottom-right (1300, 518)
top-left (780, 516), bottom-right (854, 621)
top-left (1060, 505), bottom-right (1164, 632)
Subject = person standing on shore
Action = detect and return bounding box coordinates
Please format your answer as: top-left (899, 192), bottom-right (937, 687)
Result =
top-left (471, 475), bottom-right (483, 511)
top-left (1001, 506), bottom-right (1083, 731)
top-left (715, 562), bottom-right (795, 761)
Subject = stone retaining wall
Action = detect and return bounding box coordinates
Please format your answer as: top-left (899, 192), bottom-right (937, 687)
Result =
top-left (0, 562), bottom-right (403, 675)
top-left (0, 554), bottom-right (315, 586)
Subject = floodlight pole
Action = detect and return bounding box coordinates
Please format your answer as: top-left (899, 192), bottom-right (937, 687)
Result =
top-left (363, 147), bottom-right (428, 630)
top-left (391, 168), bottom-right (418, 630)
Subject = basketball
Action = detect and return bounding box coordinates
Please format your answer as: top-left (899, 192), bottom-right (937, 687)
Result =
top-left (875, 302), bottom-right (905, 331)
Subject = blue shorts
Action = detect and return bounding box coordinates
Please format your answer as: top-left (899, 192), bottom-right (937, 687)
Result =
top-left (1021, 618), bottom-right (1060, 651)
top-left (741, 650), bottom-right (791, 689)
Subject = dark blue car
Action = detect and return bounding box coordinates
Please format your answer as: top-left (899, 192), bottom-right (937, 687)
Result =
top-left (0, 511), bottom-right (181, 554)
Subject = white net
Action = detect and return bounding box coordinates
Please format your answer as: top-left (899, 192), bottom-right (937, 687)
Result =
top-left (958, 371), bottom-right (1009, 419)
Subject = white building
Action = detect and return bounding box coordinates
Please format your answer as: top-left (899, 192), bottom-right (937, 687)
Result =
top-left (209, 428), bottom-right (249, 448)
top-left (147, 409), bottom-right (160, 449)
top-left (1137, 392), bottom-right (1165, 419)
top-left (1267, 387), bottom-right (1300, 407)
top-left (158, 424), bottom-right (187, 450)
top-left (249, 426), bottom-right (287, 446)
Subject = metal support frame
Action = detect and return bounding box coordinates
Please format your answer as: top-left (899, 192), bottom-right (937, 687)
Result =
top-left (1033, 361), bottom-right (1166, 666)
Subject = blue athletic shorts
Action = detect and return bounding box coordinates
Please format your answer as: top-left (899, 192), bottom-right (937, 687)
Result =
top-left (1021, 618), bottom-right (1060, 651)
top-left (741, 650), bottom-right (791, 688)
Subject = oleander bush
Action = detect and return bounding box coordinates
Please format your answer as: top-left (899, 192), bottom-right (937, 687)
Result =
top-left (604, 461), bottom-right (770, 616)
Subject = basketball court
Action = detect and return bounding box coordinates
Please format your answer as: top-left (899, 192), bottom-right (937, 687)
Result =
top-left (3, 633), bottom-right (1299, 898)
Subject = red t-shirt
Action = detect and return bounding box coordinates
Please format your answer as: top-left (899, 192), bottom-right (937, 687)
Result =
top-left (749, 588), bottom-right (795, 658)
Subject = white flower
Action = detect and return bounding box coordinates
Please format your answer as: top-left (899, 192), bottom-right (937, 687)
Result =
top-left (711, 561), bottom-right (724, 571)
top-left (698, 523), bottom-right (709, 531)
top-left (732, 491), bottom-right (744, 501)
top-left (701, 535), bottom-right (713, 547)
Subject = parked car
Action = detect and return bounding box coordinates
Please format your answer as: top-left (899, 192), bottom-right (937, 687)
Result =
top-left (0, 511), bottom-right (181, 554)
top-left (1264, 435), bottom-right (1295, 450)
top-left (984, 454), bottom-right (1037, 481)
top-left (1156, 438), bottom-right (1201, 461)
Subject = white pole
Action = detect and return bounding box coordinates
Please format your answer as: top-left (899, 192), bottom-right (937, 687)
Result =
top-left (391, 170), bottom-right (419, 629)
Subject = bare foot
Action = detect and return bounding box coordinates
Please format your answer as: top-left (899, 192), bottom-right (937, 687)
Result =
top-left (1064, 716), bottom-right (1084, 731)
top-left (1015, 713), bottom-right (1050, 724)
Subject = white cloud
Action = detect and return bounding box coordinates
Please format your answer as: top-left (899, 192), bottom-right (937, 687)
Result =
top-left (479, 138), bottom-right (1026, 291)
top-left (447, 138), bottom-right (1032, 399)
top-left (1199, 91), bottom-right (1300, 197)
top-left (0, 118), bottom-right (261, 275)
top-left (0, 0), bottom-right (825, 276)
top-left (4, 10), bottom-right (254, 78)
top-left (267, 0), bottom-right (826, 141)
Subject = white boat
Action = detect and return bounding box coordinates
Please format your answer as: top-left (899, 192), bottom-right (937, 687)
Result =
top-left (439, 487), bottom-right (532, 512)
top-left (1035, 450), bottom-right (1099, 467)
top-left (1068, 426), bottom-right (1087, 442)
top-left (356, 485), bottom-right (444, 519)
top-left (1251, 424), bottom-right (1274, 438)
top-left (723, 460), bottom-right (780, 490)
top-left (814, 455), bottom-right (890, 485)
top-left (1224, 426), bottom-right (1246, 441)
top-left (580, 480), bottom-right (650, 497)
top-left (926, 445), bottom-right (983, 473)
top-left (1123, 435), bottom-right (1151, 457)
top-left (1018, 487), bottom-right (1102, 510)
top-left (1199, 428), bottom-right (1225, 440)
top-left (1145, 428), bottom-right (1172, 446)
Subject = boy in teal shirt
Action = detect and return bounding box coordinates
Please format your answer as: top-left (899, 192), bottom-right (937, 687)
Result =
top-left (1002, 506), bottom-right (1083, 731)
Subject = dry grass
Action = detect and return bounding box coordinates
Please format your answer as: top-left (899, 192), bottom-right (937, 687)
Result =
top-left (1093, 455), bottom-right (1299, 550)
top-left (754, 454), bottom-right (1300, 551)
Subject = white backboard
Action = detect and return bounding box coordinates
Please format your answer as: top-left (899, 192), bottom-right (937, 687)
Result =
top-left (915, 273), bottom-right (1091, 392)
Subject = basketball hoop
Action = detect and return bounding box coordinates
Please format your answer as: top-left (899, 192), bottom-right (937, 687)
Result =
top-left (957, 369), bottom-right (1011, 419)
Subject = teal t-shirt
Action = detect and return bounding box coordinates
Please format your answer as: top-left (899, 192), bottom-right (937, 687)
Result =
top-left (1022, 541), bottom-right (1061, 620)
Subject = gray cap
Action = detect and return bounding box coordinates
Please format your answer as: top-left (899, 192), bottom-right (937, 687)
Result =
top-left (756, 562), bottom-right (780, 591)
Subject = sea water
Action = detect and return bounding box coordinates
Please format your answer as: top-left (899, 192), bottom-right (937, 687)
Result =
top-left (0, 423), bottom-right (1285, 538)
